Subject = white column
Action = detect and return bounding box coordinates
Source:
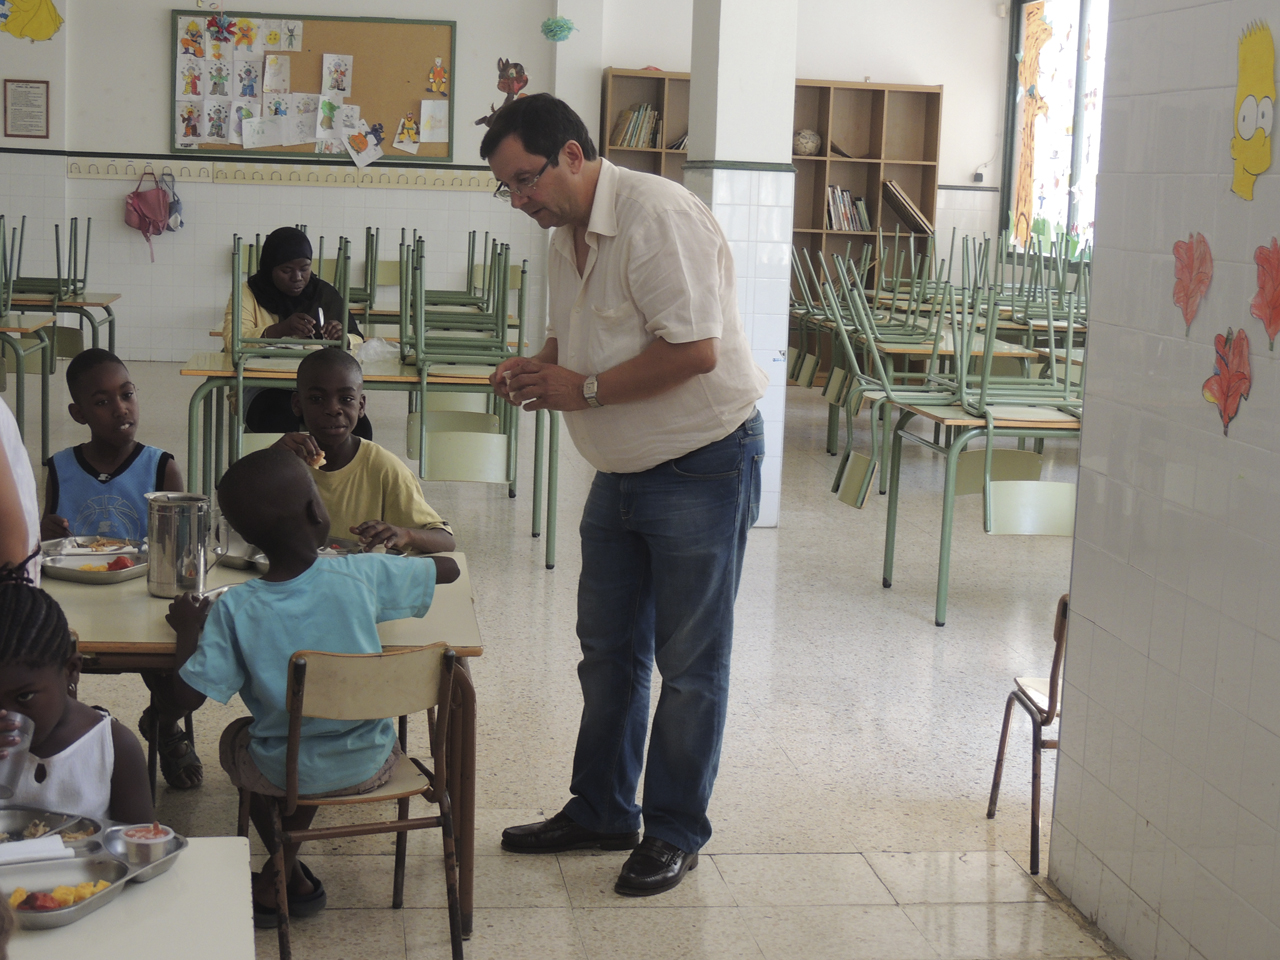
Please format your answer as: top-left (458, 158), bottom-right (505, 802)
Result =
top-left (683, 0), bottom-right (798, 528)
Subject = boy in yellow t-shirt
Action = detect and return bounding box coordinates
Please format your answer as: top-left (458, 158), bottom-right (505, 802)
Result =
top-left (275, 349), bottom-right (455, 554)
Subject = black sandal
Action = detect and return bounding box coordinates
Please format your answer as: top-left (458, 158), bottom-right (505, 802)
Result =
top-left (137, 707), bottom-right (204, 790)
top-left (252, 862), bottom-right (327, 928)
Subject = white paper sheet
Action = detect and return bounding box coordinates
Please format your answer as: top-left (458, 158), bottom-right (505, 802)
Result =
top-left (342, 118), bottom-right (384, 168)
top-left (175, 59), bottom-right (204, 100)
top-left (176, 16), bottom-right (207, 59)
top-left (242, 115), bottom-right (283, 150)
top-left (260, 20), bottom-right (282, 52)
top-left (235, 60), bottom-right (263, 100)
top-left (281, 20), bottom-right (304, 52)
top-left (0, 835), bottom-right (73, 867)
top-left (176, 101), bottom-right (204, 143)
top-left (230, 17), bottom-right (263, 57)
top-left (322, 54), bottom-right (353, 96)
top-left (392, 114), bottom-right (420, 155)
top-left (263, 54), bottom-right (290, 95)
top-left (420, 99), bottom-right (449, 143)
top-left (203, 99), bottom-right (232, 143)
top-left (316, 95), bottom-right (342, 140)
top-left (205, 60), bottom-right (233, 99)
top-left (229, 99), bottom-right (259, 145)
top-left (263, 95), bottom-right (289, 119)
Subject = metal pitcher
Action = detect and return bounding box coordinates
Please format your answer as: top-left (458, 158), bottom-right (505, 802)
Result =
top-left (145, 492), bottom-right (227, 598)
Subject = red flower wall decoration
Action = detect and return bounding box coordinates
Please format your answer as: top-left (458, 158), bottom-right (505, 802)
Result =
top-left (1173, 232), bottom-right (1213, 333)
top-left (1203, 328), bottom-right (1251, 435)
top-left (1251, 238), bottom-right (1280, 350)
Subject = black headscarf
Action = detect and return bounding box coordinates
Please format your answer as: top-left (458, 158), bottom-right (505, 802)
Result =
top-left (246, 227), bottom-right (361, 339)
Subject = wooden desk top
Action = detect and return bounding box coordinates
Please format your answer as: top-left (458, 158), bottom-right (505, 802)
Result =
top-left (1033, 347), bottom-right (1086, 366)
top-left (898, 402), bottom-right (1081, 429)
top-left (874, 330), bottom-right (1038, 359)
top-left (10, 293), bottom-right (122, 308)
top-left (181, 351), bottom-right (493, 384)
top-left (47, 552), bottom-right (482, 657)
top-left (8, 837), bottom-right (254, 960)
top-left (0, 316), bottom-right (56, 334)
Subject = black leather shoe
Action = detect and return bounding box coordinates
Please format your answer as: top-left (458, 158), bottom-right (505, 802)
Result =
top-left (614, 836), bottom-right (698, 896)
top-left (501, 811), bottom-right (640, 854)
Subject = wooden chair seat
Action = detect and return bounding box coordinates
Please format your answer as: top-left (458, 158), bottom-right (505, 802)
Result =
top-left (303, 753), bottom-right (430, 806)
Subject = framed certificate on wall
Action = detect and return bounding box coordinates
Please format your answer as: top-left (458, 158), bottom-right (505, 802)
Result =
top-left (4, 80), bottom-right (50, 139)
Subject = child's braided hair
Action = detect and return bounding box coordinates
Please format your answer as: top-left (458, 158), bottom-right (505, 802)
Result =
top-left (0, 554), bottom-right (74, 667)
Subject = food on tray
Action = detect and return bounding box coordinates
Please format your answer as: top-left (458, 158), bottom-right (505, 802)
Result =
top-left (123, 822), bottom-right (171, 841)
top-left (306, 450), bottom-right (326, 468)
top-left (85, 537), bottom-right (129, 552)
top-left (22, 821), bottom-right (51, 840)
top-left (106, 556), bottom-right (135, 571)
top-left (8, 880), bottom-right (111, 911)
top-left (60, 826), bottom-right (96, 842)
top-left (78, 563), bottom-right (109, 572)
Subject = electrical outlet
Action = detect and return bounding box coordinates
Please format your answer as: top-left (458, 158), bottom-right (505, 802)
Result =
top-left (973, 172), bottom-right (984, 183)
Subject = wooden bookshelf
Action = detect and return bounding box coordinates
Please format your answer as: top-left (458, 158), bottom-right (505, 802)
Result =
top-left (601, 68), bottom-right (690, 184)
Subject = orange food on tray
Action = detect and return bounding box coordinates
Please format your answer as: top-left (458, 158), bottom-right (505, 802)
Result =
top-left (106, 556), bottom-right (135, 571)
top-left (7, 881), bottom-right (111, 910)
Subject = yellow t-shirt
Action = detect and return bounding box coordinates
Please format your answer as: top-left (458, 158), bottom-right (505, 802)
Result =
top-left (311, 439), bottom-right (451, 547)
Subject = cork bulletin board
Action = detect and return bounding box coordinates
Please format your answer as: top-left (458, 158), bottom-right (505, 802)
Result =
top-left (170, 10), bottom-right (455, 163)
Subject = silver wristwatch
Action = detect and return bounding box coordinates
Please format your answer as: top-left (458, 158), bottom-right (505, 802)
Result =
top-left (583, 375), bottom-right (602, 408)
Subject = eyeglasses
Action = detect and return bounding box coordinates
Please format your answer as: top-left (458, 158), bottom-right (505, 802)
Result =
top-left (492, 158), bottom-right (552, 202)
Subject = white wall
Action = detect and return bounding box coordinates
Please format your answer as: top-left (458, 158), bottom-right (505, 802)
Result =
top-left (1051, 2), bottom-right (1280, 959)
top-left (0, 1), bottom-right (67, 151)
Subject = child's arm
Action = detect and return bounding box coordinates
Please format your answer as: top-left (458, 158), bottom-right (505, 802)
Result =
top-left (39, 470), bottom-right (70, 541)
top-left (161, 456), bottom-right (185, 493)
top-left (166, 594), bottom-right (212, 713)
top-left (432, 555), bottom-right (460, 584)
top-left (351, 520), bottom-right (455, 555)
top-left (107, 720), bottom-right (154, 824)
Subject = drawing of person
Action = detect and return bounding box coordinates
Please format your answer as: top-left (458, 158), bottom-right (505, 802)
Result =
top-left (210, 65), bottom-right (229, 97)
top-left (272, 99), bottom-right (287, 117)
top-left (329, 61), bottom-right (348, 92)
top-left (234, 18), bottom-right (256, 53)
top-left (233, 105), bottom-right (252, 137)
top-left (428, 57), bottom-right (449, 95)
top-left (319, 99), bottom-right (338, 131)
top-left (208, 108), bottom-right (226, 140)
top-left (1, 0), bottom-right (64, 41)
top-left (179, 19), bottom-right (204, 57)
top-left (367, 123), bottom-right (385, 147)
top-left (284, 23), bottom-right (298, 49)
top-left (398, 113), bottom-right (419, 144)
top-left (181, 107), bottom-right (200, 139)
top-left (239, 65), bottom-right (258, 99)
top-left (182, 64), bottom-right (201, 98)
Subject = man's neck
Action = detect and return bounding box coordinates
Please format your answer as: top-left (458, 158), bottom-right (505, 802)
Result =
top-left (569, 159), bottom-right (604, 231)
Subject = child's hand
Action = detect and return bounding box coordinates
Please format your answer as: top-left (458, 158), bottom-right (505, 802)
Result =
top-left (40, 513), bottom-right (71, 540)
top-left (165, 593), bottom-right (212, 636)
top-left (351, 520), bottom-right (411, 552)
top-left (432, 556), bottom-right (460, 584)
top-left (321, 320), bottom-right (344, 341)
top-left (0, 710), bottom-right (24, 760)
top-left (275, 432), bottom-right (324, 465)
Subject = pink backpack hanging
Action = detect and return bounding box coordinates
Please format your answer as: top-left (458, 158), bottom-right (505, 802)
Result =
top-left (124, 172), bottom-right (170, 262)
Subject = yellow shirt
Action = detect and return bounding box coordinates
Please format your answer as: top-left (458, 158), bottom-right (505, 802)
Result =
top-left (311, 439), bottom-right (451, 548)
top-left (223, 282), bottom-right (362, 352)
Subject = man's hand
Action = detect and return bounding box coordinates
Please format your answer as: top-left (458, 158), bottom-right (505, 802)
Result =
top-left (351, 520), bottom-right (412, 552)
top-left (321, 320), bottom-right (344, 341)
top-left (40, 513), bottom-right (71, 540)
top-left (274, 432), bottom-right (324, 464)
top-left (505, 361), bottom-right (590, 412)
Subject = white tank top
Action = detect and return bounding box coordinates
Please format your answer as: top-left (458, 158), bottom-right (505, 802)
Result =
top-left (11, 712), bottom-right (115, 820)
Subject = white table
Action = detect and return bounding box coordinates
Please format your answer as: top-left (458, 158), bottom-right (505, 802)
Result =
top-left (8, 837), bottom-right (253, 960)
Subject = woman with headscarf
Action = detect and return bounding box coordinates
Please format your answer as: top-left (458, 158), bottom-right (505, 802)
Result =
top-left (222, 226), bottom-right (373, 438)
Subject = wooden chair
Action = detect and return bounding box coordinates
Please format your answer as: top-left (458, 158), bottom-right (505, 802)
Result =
top-left (239, 643), bottom-right (465, 960)
top-left (986, 593), bottom-right (1068, 875)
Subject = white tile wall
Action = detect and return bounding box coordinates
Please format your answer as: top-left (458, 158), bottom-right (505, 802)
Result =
top-left (1051, 3), bottom-right (1280, 958)
top-left (2, 153), bottom-right (548, 363)
top-left (685, 166), bottom-right (795, 529)
top-left (934, 186), bottom-right (1001, 246)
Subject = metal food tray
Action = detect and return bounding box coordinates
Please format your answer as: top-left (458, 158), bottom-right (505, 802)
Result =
top-left (40, 537), bottom-right (143, 557)
top-left (0, 808), bottom-right (187, 929)
top-left (41, 555), bottom-right (149, 584)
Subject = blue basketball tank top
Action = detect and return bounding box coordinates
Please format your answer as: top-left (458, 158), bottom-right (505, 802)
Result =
top-left (50, 444), bottom-right (166, 540)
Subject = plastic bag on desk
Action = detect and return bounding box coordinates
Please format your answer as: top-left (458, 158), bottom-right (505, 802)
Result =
top-left (356, 338), bottom-right (399, 363)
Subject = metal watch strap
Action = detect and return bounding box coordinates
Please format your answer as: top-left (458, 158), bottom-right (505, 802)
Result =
top-left (583, 375), bottom-right (602, 408)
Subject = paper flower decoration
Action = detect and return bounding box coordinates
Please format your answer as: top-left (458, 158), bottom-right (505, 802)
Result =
top-left (1173, 232), bottom-right (1213, 333)
top-left (1203, 327), bottom-right (1251, 435)
top-left (1250, 237), bottom-right (1280, 349)
top-left (541, 16), bottom-right (577, 42)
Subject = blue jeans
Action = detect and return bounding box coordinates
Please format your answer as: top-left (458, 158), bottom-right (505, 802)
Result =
top-left (563, 410), bottom-right (764, 853)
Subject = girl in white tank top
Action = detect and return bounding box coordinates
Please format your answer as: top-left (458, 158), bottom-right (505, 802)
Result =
top-left (0, 564), bottom-right (153, 824)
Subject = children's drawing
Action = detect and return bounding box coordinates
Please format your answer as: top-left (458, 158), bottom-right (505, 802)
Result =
top-left (209, 40), bottom-right (229, 62)
top-left (233, 18), bottom-right (260, 55)
top-left (316, 96), bottom-right (341, 139)
top-left (266, 96), bottom-right (289, 118)
top-left (176, 61), bottom-right (202, 99)
top-left (179, 18), bottom-right (205, 57)
top-left (206, 11), bottom-right (235, 44)
top-left (242, 116), bottom-right (283, 150)
top-left (393, 113), bottom-right (420, 155)
top-left (475, 58), bottom-right (528, 127)
top-left (421, 99), bottom-right (450, 143)
top-left (323, 54), bottom-right (353, 95)
top-left (292, 93), bottom-right (319, 117)
top-left (315, 138), bottom-right (345, 155)
top-left (207, 63), bottom-right (231, 98)
top-left (1231, 22), bottom-right (1275, 201)
top-left (1173, 232), bottom-right (1213, 334)
top-left (261, 20), bottom-right (282, 51)
top-left (1251, 238), bottom-right (1280, 349)
top-left (204, 101), bottom-right (230, 143)
top-left (1, 0), bottom-right (64, 41)
top-left (264, 54), bottom-right (290, 95)
top-left (236, 62), bottom-right (261, 100)
top-left (229, 100), bottom-right (259, 145)
top-left (1203, 327), bottom-right (1252, 435)
top-left (176, 102), bottom-right (203, 143)
top-left (282, 21), bottom-right (303, 51)
top-left (339, 104), bottom-right (360, 130)
top-left (343, 118), bottom-right (384, 168)
top-left (427, 57), bottom-right (449, 96)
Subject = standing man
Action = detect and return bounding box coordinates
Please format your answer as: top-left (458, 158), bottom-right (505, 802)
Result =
top-left (482, 94), bottom-right (767, 896)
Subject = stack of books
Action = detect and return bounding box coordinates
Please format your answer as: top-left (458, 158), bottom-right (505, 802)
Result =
top-left (880, 180), bottom-right (933, 234)
top-left (666, 132), bottom-right (688, 151)
top-left (609, 103), bottom-right (663, 149)
top-left (825, 186), bottom-right (871, 232)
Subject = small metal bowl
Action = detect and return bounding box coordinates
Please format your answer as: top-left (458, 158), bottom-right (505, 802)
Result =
top-left (113, 824), bottom-right (176, 864)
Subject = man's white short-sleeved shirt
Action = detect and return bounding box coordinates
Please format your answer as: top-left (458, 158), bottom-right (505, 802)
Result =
top-left (546, 160), bottom-right (768, 474)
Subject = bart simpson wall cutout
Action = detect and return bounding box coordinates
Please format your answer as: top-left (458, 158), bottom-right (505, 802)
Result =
top-left (1, 0), bottom-right (64, 41)
top-left (1231, 22), bottom-right (1275, 201)
top-left (1173, 233), bottom-right (1214, 334)
top-left (1251, 238), bottom-right (1280, 348)
top-left (1203, 328), bottom-right (1251, 435)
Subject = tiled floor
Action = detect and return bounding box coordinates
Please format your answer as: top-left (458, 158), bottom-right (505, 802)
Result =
top-left (12, 362), bottom-right (1126, 959)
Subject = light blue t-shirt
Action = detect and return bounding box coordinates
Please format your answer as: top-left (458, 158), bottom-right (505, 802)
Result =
top-left (179, 554), bottom-right (437, 794)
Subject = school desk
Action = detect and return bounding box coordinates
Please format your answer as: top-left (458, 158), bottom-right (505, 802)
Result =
top-left (8, 292), bottom-right (120, 354)
top-left (0, 314), bottom-right (56, 463)
top-left (45, 552), bottom-right (483, 938)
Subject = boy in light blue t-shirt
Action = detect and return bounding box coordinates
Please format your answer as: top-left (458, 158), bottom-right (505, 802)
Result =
top-left (167, 448), bottom-right (459, 928)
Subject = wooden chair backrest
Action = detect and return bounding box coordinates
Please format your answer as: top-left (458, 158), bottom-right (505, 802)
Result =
top-left (1043, 593), bottom-right (1069, 725)
top-left (289, 642), bottom-right (449, 720)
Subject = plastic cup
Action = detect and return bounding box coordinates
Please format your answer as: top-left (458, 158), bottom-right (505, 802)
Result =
top-left (120, 823), bottom-right (175, 863)
top-left (0, 712), bottom-right (35, 800)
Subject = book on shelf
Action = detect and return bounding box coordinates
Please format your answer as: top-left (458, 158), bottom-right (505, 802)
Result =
top-left (610, 102), bottom-right (663, 149)
top-left (666, 132), bottom-right (688, 150)
top-left (825, 186), bottom-right (871, 232)
top-left (881, 179), bottom-right (933, 234)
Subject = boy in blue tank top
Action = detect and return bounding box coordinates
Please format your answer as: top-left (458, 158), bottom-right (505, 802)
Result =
top-left (42, 349), bottom-right (184, 541)
top-left (42, 349), bottom-right (200, 790)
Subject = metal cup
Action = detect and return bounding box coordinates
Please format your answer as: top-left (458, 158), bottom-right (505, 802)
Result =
top-left (145, 493), bottom-right (227, 598)
top-left (0, 712), bottom-right (35, 800)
